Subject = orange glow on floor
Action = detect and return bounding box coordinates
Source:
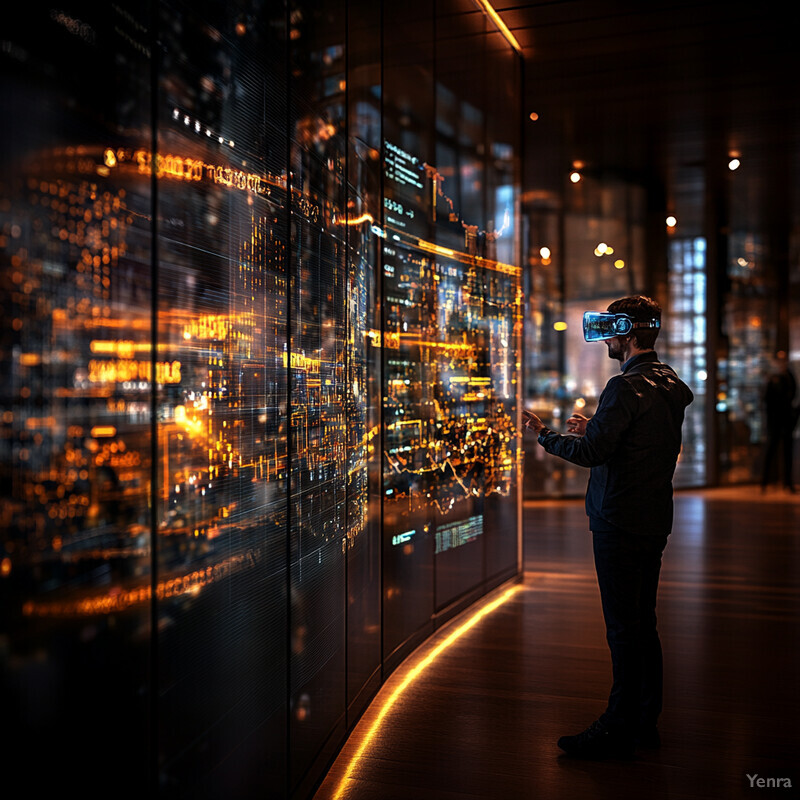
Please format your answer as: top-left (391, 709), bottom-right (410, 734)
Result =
top-left (331, 582), bottom-right (523, 799)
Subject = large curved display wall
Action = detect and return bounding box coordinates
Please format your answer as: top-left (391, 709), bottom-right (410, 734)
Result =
top-left (0, 2), bottom-right (522, 797)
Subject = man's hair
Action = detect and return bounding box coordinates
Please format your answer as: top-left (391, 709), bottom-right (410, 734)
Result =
top-left (607, 295), bottom-right (662, 349)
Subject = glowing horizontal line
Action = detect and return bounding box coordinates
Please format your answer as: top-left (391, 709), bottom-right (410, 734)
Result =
top-left (90, 426), bottom-right (117, 437)
top-left (90, 340), bottom-right (151, 355)
top-left (386, 419), bottom-right (423, 429)
top-left (390, 339), bottom-right (474, 351)
top-left (386, 226), bottom-right (521, 276)
top-left (416, 240), bottom-right (455, 257)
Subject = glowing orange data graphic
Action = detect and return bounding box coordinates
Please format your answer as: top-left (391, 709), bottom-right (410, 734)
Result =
top-left (330, 583), bottom-right (522, 800)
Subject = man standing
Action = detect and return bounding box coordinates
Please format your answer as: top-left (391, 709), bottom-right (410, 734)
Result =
top-left (761, 350), bottom-right (797, 493)
top-left (522, 295), bottom-right (693, 760)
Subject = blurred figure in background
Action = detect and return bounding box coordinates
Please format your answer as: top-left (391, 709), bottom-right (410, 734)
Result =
top-left (761, 351), bottom-right (798, 493)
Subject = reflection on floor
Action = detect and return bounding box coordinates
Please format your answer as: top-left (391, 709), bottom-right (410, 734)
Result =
top-left (313, 485), bottom-right (800, 800)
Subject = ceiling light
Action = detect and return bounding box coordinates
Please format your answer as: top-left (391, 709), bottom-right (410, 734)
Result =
top-left (473, 0), bottom-right (522, 54)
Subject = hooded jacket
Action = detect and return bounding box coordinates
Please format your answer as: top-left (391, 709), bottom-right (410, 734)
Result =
top-left (537, 351), bottom-right (694, 536)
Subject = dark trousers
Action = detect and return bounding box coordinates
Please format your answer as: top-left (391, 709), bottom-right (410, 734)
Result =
top-left (592, 530), bottom-right (668, 734)
top-left (761, 423), bottom-right (795, 488)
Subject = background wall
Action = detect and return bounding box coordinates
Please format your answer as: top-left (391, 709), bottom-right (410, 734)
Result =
top-left (0, 2), bottom-right (522, 797)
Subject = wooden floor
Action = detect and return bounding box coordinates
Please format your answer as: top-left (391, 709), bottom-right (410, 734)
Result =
top-left (313, 486), bottom-right (800, 800)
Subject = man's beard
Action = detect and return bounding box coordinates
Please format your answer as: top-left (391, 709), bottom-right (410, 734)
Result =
top-left (606, 338), bottom-right (624, 361)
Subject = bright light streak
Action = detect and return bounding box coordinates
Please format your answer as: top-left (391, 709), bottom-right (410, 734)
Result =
top-left (416, 240), bottom-right (455, 258)
top-left (330, 583), bottom-right (522, 800)
top-left (473, 0), bottom-right (523, 54)
top-left (345, 212), bottom-right (374, 226)
top-left (90, 426), bottom-right (117, 438)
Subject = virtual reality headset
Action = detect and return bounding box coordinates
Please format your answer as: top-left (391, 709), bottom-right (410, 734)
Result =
top-left (583, 311), bottom-right (661, 342)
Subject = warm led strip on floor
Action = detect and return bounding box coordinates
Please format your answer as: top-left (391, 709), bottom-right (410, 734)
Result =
top-left (331, 582), bottom-right (523, 800)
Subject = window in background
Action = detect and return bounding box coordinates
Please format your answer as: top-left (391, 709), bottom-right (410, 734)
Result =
top-left (666, 236), bottom-right (707, 487)
top-left (719, 232), bottom-right (775, 484)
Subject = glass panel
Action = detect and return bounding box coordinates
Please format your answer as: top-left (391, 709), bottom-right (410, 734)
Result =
top-left (718, 232), bottom-right (776, 483)
top-left (665, 237), bottom-right (707, 487)
top-left (1, 3), bottom-right (153, 792)
top-left (484, 25), bottom-right (522, 580)
top-left (346, 0), bottom-right (382, 715)
top-left (432, 2), bottom-right (487, 611)
top-left (382, 0), bottom-right (436, 659)
top-left (382, 0), bottom-right (522, 629)
top-left (2, 2), bottom-right (522, 794)
top-left (154, 2), bottom-right (288, 794)
top-left (288, 0), bottom-right (348, 786)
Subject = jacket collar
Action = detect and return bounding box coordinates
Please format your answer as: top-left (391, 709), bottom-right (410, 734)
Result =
top-left (621, 350), bottom-right (658, 373)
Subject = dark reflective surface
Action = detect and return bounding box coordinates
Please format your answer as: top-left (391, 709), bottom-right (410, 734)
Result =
top-left (1, 1), bottom-right (521, 796)
top-left (0, 3), bottom-right (154, 792)
top-left (288, 0), bottom-right (348, 784)
top-left (154, 2), bottom-right (289, 795)
top-left (346, 0), bottom-right (383, 720)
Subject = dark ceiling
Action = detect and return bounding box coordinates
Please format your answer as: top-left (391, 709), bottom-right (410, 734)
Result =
top-left (500, 0), bottom-right (799, 233)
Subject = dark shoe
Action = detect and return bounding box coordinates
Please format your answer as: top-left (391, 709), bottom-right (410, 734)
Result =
top-left (635, 726), bottom-right (661, 748)
top-left (557, 720), bottom-right (635, 760)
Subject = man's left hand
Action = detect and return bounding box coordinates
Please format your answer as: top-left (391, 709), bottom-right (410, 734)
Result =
top-left (522, 409), bottom-right (545, 433)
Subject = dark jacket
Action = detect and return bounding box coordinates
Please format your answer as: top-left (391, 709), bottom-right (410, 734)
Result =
top-left (537, 351), bottom-right (694, 536)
